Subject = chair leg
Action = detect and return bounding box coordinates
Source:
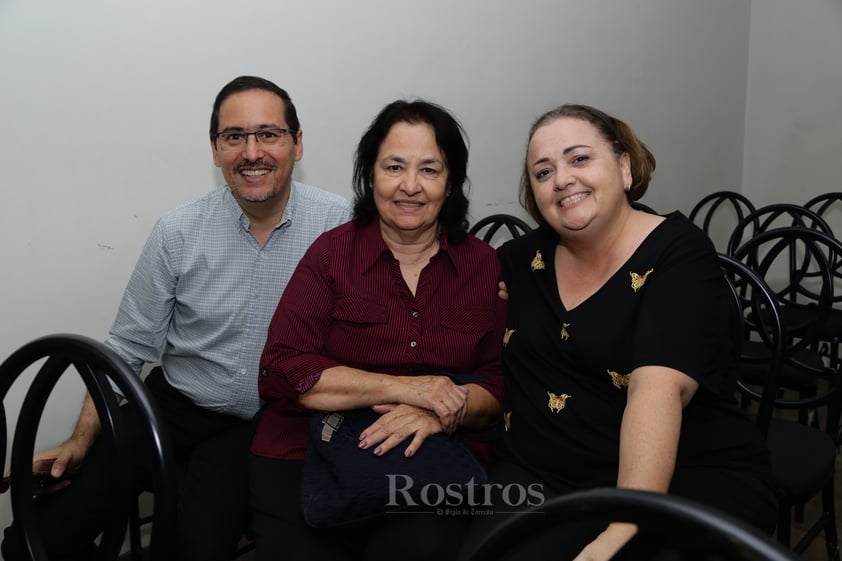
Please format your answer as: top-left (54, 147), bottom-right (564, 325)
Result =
top-left (821, 479), bottom-right (840, 561)
top-left (129, 498), bottom-right (145, 561)
top-left (776, 502), bottom-right (792, 548)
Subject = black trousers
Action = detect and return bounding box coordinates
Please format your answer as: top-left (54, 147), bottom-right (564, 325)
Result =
top-left (1, 367), bottom-right (254, 561)
top-left (248, 454), bottom-right (472, 561)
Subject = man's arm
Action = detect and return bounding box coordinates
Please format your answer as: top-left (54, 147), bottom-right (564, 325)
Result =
top-left (36, 391), bottom-right (122, 482)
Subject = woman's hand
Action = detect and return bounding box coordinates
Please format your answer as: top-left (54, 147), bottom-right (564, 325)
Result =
top-left (498, 281), bottom-right (509, 301)
top-left (398, 375), bottom-right (468, 433)
top-left (572, 522), bottom-right (638, 561)
top-left (358, 403), bottom-right (443, 457)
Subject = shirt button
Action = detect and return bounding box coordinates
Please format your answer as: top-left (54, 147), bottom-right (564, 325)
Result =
top-left (410, 341), bottom-right (417, 348)
top-left (411, 311), bottom-right (419, 318)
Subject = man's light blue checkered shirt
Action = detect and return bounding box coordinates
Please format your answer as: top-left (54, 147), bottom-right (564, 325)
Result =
top-left (105, 182), bottom-right (352, 419)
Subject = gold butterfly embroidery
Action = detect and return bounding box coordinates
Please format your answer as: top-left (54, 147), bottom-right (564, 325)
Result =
top-left (503, 411), bottom-right (512, 432)
top-left (560, 323), bottom-right (571, 341)
top-left (547, 391), bottom-right (571, 413)
top-left (503, 328), bottom-right (516, 346)
top-left (607, 369), bottom-right (631, 389)
top-left (630, 269), bottom-right (654, 292)
top-left (531, 250), bottom-right (545, 271)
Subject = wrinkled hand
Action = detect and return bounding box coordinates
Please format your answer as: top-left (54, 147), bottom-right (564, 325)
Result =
top-left (573, 522), bottom-right (637, 561)
top-left (358, 404), bottom-right (443, 457)
top-left (400, 375), bottom-right (468, 433)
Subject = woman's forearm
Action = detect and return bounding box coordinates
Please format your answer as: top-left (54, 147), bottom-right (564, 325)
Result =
top-left (616, 366), bottom-right (697, 492)
top-left (297, 365), bottom-right (407, 411)
top-left (298, 367), bottom-right (499, 432)
top-left (460, 384), bottom-right (501, 430)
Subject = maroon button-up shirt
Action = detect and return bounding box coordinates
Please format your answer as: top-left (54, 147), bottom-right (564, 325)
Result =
top-left (251, 220), bottom-right (506, 462)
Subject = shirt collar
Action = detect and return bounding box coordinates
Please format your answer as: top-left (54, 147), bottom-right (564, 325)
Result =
top-left (223, 182), bottom-right (298, 231)
top-left (356, 220), bottom-right (458, 275)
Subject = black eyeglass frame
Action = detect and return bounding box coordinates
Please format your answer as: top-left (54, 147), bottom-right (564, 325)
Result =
top-left (212, 127), bottom-right (299, 147)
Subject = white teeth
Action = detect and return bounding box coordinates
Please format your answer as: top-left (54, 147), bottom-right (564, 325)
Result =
top-left (396, 202), bottom-right (423, 207)
top-left (559, 193), bottom-right (589, 206)
top-left (241, 169), bottom-right (270, 177)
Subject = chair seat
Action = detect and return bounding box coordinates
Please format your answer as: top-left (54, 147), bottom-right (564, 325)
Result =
top-left (767, 417), bottom-right (836, 501)
top-left (820, 308), bottom-right (842, 339)
top-left (780, 302), bottom-right (842, 340)
top-left (735, 341), bottom-right (820, 393)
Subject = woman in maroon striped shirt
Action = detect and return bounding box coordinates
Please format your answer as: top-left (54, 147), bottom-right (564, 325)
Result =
top-left (249, 100), bottom-right (506, 561)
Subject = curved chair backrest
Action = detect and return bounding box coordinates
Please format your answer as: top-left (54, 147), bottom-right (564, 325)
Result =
top-left (689, 191), bottom-right (756, 251)
top-left (630, 201), bottom-right (659, 215)
top-left (729, 229), bottom-right (842, 559)
top-left (718, 254), bottom-right (784, 437)
top-left (805, 192), bottom-right (842, 226)
top-left (0, 334), bottom-right (176, 561)
top-left (690, 191), bottom-right (756, 231)
top-left (468, 214), bottom-right (532, 247)
top-left (805, 193), bottom-right (842, 287)
top-left (730, 228), bottom-right (842, 407)
top-left (726, 203), bottom-right (832, 256)
top-left (466, 487), bottom-right (799, 561)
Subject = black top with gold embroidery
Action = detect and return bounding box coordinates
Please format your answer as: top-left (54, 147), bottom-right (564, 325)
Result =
top-left (497, 212), bottom-right (771, 490)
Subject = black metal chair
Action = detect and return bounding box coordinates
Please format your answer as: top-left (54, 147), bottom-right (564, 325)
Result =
top-left (726, 203), bottom-right (832, 257)
top-left (728, 229), bottom-right (842, 560)
top-left (0, 334), bottom-right (177, 561)
top-left (804, 193), bottom-right (842, 369)
top-left (689, 190), bottom-right (756, 251)
top-left (468, 214), bottom-right (531, 247)
top-left (630, 200), bottom-right (659, 214)
top-left (719, 253), bottom-right (783, 438)
top-left (726, 205), bottom-right (836, 395)
top-left (466, 487), bottom-right (799, 561)
top-left (805, 193), bottom-right (842, 231)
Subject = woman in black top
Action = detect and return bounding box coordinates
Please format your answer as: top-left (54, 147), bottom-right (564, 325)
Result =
top-left (460, 104), bottom-right (776, 561)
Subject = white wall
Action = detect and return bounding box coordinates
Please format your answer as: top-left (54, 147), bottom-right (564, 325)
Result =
top-left (742, 0), bottom-right (842, 207)
top-left (0, 0), bottom-right (752, 546)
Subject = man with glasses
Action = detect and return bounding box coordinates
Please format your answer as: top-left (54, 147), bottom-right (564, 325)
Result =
top-left (2, 76), bottom-right (351, 561)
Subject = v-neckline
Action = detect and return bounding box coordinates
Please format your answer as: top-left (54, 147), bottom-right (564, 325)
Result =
top-left (547, 215), bottom-right (669, 312)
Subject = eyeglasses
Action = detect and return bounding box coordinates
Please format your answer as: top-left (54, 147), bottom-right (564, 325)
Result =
top-left (213, 128), bottom-right (297, 151)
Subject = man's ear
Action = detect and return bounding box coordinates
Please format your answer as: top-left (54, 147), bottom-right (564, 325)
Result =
top-left (294, 129), bottom-right (304, 162)
top-left (211, 137), bottom-right (222, 168)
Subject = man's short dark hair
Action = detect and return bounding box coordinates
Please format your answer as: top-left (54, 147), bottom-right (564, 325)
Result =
top-left (209, 76), bottom-right (300, 143)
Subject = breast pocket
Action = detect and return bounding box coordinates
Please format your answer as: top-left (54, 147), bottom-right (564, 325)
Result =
top-left (327, 297), bottom-right (389, 364)
top-left (332, 297), bottom-right (388, 325)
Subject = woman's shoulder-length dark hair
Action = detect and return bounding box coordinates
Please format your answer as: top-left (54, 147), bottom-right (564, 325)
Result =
top-left (352, 99), bottom-right (470, 244)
